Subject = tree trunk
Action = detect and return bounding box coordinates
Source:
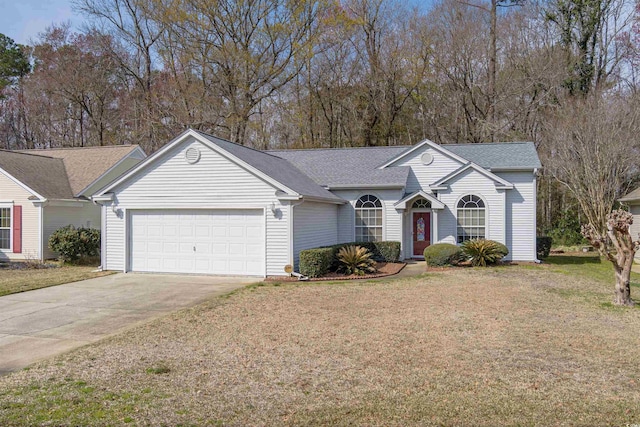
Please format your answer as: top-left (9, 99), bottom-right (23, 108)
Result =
top-left (613, 258), bottom-right (635, 306)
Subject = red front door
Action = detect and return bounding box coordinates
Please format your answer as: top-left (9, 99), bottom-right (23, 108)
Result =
top-left (413, 212), bottom-right (431, 257)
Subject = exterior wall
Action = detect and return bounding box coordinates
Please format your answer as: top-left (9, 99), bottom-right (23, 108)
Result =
top-left (0, 172), bottom-right (41, 261)
top-left (292, 201), bottom-right (338, 267)
top-left (630, 204), bottom-right (640, 261)
top-left (82, 153), bottom-right (145, 197)
top-left (332, 188), bottom-right (404, 251)
top-left (437, 168), bottom-right (506, 247)
top-left (496, 171), bottom-right (537, 261)
top-left (390, 146), bottom-right (463, 194)
top-left (103, 137), bottom-right (289, 276)
top-left (42, 203), bottom-right (101, 259)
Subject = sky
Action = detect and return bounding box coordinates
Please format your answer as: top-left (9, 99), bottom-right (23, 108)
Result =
top-left (1, 0), bottom-right (77, 45)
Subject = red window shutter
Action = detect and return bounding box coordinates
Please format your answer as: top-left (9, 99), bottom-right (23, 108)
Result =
top-left (13, 205), bottom-right (22, 253)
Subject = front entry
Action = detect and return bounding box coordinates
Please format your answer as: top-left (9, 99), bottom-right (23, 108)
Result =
top-left (413, 212), bottom-right (431, 257)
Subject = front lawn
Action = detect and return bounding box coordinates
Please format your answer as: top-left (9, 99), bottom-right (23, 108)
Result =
top-left (1, 258), bottom-right (640, 425)
top-left (0, 265), bottom-right (114, 297)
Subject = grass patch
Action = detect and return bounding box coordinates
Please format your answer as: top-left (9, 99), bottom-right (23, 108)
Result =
top-left (0, 266), bottom-right (113, 297)
top-left (1, 261), bottom-right (639, 425)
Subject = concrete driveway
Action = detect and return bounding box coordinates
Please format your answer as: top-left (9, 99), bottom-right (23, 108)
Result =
top-left (0, 273), bottom-right (257, 375)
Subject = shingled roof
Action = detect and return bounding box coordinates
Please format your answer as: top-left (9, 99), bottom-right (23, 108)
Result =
top-left (0, 150), bottom-right (73, 199)
top-left (445, 142), bottom-right (542, 170)
top-left (269, 146), bottom-right (410, 188)
top-left (20, 145), bottom-right (142, 196)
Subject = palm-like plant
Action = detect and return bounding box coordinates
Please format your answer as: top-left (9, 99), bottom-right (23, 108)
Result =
top-left (461, 239), bottom-right (509, 267)
top-left (337, 245), bottom-right (377, 276)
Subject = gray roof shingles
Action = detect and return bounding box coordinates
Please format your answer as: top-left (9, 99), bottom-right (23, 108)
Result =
top-left (269, 141), bottom-right (540, 189)
top-left (445, 142), bottom-right (542, 170)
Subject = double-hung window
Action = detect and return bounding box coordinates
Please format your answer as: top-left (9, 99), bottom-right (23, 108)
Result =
top-left (355, 195), bottom-right (382, 242)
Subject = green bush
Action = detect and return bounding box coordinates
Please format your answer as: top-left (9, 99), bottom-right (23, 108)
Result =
top-left (536, 236), bottom-right (553, 259)
top-left (423, 243), bottom-right (464, 267)
top-left (461, 239), bottom-right (509, 267)
top-left (299, 240), bottom-right (401, 277)
top-left (299, 247), bottom-right (334, 278)
top-left (337, 245), bottom-right (376, 276)
top-left (48, 225), bottom-right (101, 263)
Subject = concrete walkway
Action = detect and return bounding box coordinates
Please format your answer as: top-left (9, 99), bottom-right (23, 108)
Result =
top-left (0, 273), bottom-right (257, 375)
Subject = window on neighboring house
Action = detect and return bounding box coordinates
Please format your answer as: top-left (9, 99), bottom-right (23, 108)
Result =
top-left (355, 195), bottom-right (382, 242)
top-left (457, 195), bottom-right (485, 243)
top-left (0, 207), bottom-right (10, 249)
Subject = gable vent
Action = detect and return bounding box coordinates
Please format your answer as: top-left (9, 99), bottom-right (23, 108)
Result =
top-left (185, 147), bottom-right (201, 164)
top-left (421, 152), bottom-right (434, 165)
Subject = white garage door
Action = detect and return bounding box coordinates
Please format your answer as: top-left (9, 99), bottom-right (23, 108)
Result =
top-left (129, 209), bottom-right (264, 275)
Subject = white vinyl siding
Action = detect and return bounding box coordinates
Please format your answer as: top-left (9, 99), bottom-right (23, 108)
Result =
top-left (293, 201), bottom-right (338, 267)
top-left (390, 147), bottom-right (463, 194)
top-left (103, 138), bottom-right (289, 276)
top-left (0, 172), bottom-right (41, 261)
top-left (437, 169), bottom-right (506, 247)
top-left (332, 189), bottom-right (404, 246)
top-left (497, 171), bottom-right (537, 261)
top-left (42, 203), bottom-right (101, 259)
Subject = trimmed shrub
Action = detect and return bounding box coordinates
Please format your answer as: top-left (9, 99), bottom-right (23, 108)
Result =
top-left (423, 243), bottom-right (464, 267)
top-left (48, 225), bottom-right (100, 263)
top-left (536, 236), bottom-right (552, 259)
top-left (371, 241), bottom-right (401, 262)
top-left (299, 240), bottom-right (401, 277)
top-left (461, 239), bottom-right (509, 267)
top-left (299, 247), bottom-right (334, 278)
top-left (337, 245), bottom-right (376, 276)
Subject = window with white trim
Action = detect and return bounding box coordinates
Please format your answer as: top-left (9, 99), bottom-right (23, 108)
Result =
top-left (355, 195), bottom-right (382, 242)
top-left (412, 198), bottom-right (431, 209)
top-left (0, 207), bottom-right (10, 249)
top-left (457, 195), bottom-right (485, 243)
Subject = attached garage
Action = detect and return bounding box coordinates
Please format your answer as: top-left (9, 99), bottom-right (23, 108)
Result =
top-left (129, 209), bottom-right (264, 275)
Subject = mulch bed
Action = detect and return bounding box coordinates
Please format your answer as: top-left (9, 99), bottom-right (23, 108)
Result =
top-left (266, 262), bottom-right (406, 282)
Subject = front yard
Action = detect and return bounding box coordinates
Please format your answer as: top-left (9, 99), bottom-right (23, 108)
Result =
top-left (1, 256), bottom-right (639, 425)
top-left (0, 264), bottom-right (113, 297)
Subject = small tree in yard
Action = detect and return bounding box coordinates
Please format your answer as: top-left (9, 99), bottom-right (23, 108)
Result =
top-left (582, 210), bottom-right (639, 306)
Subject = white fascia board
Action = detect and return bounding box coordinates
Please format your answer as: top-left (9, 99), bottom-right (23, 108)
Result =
top-left (394, 190), bottom-right (445, 210)
top-left (302, 196), bottom-right (346, 205)
top-left (378, 139), bottom-right (469, 169)
top-left (92, 193), bottom-right (115, 203)
top-left (77, 146), bottom-right (148, 197)
top-left (0, 168), bottom-right (46, 201)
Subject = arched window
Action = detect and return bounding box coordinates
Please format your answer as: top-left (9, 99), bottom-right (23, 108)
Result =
top-left (355, 195), bottom-right (382, 242)
top-left (412, 198), bottom-right (431, 209)
top-left (457, 195), bottom-right (485, 243)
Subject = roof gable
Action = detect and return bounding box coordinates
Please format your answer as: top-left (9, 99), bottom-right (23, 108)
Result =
top-left (98, 129), bottom-right (343, 203)
top-left (431, 163), bottom-right (514, 190)
top-left (394, 190), bottom-right (445, 209)
top-left (378, 139), bottom-right (468, 169)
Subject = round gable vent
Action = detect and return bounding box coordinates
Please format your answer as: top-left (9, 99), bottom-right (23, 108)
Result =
top-left (421, 152), bottom-right (434, 165)
top-left (185, 147), bottom-right (201, 164)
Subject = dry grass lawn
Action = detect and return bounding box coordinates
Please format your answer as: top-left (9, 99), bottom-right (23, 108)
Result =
top-left (1, 255), bottom-right (640, 426)
top-left (0, 265), bottom-right (113, 297)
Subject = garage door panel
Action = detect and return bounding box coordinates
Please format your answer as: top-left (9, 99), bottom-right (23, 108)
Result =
top-left (129, 209), bottom-right (264, 275)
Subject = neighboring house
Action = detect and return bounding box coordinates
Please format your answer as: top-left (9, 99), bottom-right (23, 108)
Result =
top-left (94, 129), bottom-right (541, 277)
top-left (0, 145), bottom-right (146, 261)
top-left (618, 187), bottom-right (640, 259)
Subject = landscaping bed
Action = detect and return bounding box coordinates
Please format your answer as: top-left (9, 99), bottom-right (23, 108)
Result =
top-left (267, 261), bottom-right (406, 282)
